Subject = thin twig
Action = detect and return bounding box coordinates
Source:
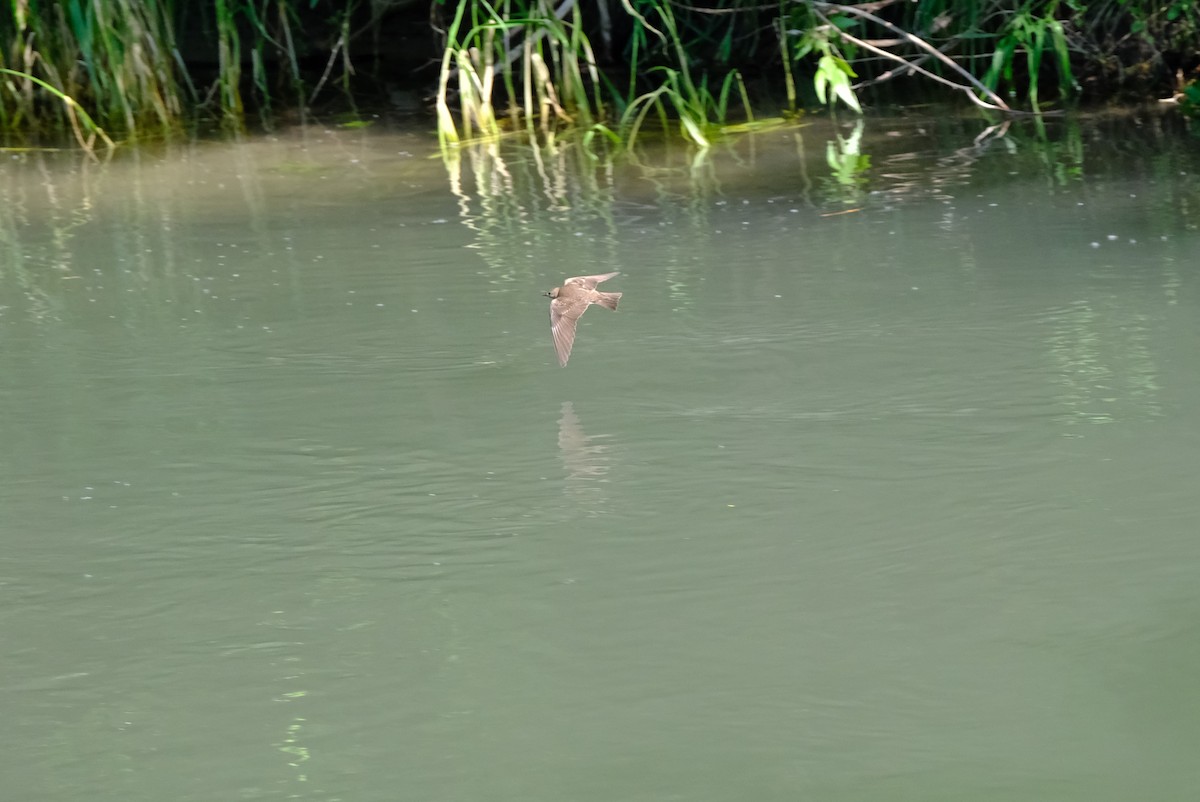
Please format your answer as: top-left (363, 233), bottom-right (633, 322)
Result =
top-left (446, 0), bottom-right (581, 87)
top-left (308, 33), bottom-right (345, 105)
top-left (812, 11), bottom-right (1008, 110)
top-left (808, 0), bottom-right (1012, 111)
top-left (852, 44), bottom-right (941, 88)
top-left (665, 0), bottom-right (902, 13)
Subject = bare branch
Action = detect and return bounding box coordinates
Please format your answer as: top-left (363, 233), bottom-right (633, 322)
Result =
top-left (807, 0), bottom-right (1012, 111)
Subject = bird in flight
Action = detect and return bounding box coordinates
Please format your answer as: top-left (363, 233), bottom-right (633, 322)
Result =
top-left (543, 271), bottom-right (623, 367)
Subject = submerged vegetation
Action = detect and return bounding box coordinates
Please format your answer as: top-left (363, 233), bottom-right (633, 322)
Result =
top-left (2, 0), bottom-right (1199, 154)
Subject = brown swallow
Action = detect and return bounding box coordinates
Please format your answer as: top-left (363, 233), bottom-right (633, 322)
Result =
top-left (543, 271), bottom-right (623, 367)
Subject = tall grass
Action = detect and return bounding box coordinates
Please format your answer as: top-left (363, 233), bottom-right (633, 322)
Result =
top-left (0, 68), bottom-right (116, 156)
top-left (434, 0), bottom-right (765, 151)
top-left (0, 0), bottom-right (354, 143)
top-left (1, 0), bottom-right (184, 142)
top-left (2, 0), bottom-right (1198, 149)
top-left (435, 0), bottom-right (610, 147)
top-left (785, 0), bottom-right (1080, 112)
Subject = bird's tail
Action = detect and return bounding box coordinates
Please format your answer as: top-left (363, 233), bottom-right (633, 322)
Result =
top-left (595, 291), bottom-right (621, 311)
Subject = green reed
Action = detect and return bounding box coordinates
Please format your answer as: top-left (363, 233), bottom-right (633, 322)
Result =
top-left (1, 0), bottom-right (184, 139)
top-left (434, 0), bottom-right (763, 151)
top-left (3, 0), bottom-right (1198, 148)
top-left (0, 0), bottom-right (351, 141)
top-left (0, 68), bottom-right (116, 156)
top-left (436, 0), bottom-right (609, 147)
top-left (782, 0), bottom-right (1200, 111)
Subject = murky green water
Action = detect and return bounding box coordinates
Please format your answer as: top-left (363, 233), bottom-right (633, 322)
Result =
top-left (3, 111), bottom-right (1200, 801)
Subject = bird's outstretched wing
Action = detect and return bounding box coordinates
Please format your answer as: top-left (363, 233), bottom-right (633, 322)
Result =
top-left (550, 297), bottom-right (589, 367)
top-left (564, 271), bottom-right (620, 290)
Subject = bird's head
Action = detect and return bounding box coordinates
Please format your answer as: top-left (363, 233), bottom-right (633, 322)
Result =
top-left (544, 287), bottom-right (560, 299)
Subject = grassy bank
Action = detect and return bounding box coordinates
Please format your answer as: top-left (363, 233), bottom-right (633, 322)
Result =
top-left (2, 0), bottom-right (1198, 153)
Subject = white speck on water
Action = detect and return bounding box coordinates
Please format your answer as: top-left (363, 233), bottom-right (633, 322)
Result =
top-left (774, 294), bottom-right (782, 298)
top-left (376, 303), bottom-right (384, 307)
top-left (1090, 242), bottom-right (1100, 248)
top-left (1107, 234), bottom-right (1118, 241)
top-left (431, 218), bottom-right (447, 224)
top-left (1129, 239), bottom-right (1137, 244)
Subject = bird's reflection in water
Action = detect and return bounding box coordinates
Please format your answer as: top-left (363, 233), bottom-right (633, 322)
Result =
top-left (557, 401), bottom-right (614, 510)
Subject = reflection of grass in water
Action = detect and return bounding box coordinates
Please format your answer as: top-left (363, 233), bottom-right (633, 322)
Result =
top-left (278, 713), bottom-right (310, 782)
top-left (1044, 300), bottom-right (1161, 426)
top-left (444, 140), bottom-right (620, 285)
top-left (0, 153), bottom-right (96, 320)
top-left (443, 136), bottom-right (746, 315)
top-left (266, 161), bottom-right (327, 176)
top-left (443, 114), bottom-right (1107, 250)
top-left (269, 579), bottom-right (371, 788)
top-left (0, 143), bottom-right (279, 325)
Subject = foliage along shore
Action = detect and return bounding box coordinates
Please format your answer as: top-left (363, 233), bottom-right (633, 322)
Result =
top-left (2, 0), bottom-right (1199, 156)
